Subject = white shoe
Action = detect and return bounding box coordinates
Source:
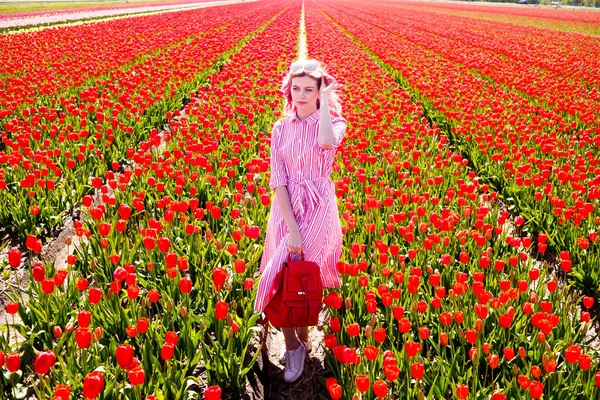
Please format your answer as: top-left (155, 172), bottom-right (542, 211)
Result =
top-left (283, 339), bottom-right (307, 383)
top-left (280, 338), bottom-right (312, 365)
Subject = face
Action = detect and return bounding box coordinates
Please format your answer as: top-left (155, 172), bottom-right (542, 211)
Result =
top-left (290, 75), bottom-right (320, 112)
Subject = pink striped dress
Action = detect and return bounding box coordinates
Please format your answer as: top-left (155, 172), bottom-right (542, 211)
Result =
top-left (253, 108), bottom-right (347, 314)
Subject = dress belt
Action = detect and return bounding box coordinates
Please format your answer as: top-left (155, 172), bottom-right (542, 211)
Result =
top-left (288, 177), bottom-right (329, 216)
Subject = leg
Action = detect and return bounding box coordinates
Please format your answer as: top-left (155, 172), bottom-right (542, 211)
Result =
top-left (282, 327), bottom-right (300, 350)
top-left (296, 326), bottom-right (309, 343)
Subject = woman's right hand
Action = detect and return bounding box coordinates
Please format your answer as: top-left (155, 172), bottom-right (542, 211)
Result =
top-left (288, 230), bottom-right (303, 254)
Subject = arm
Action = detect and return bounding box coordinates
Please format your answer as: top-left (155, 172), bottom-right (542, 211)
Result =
top-left (274, 186), bottom-right (302, 254)
top-left (318, 78), bottom-right (335, 150)
top-left (269, 123), bottom-right (303, 254)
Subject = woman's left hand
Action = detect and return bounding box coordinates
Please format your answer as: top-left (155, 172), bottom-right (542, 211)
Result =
top-left (320, 76), bottom-right (336, 97)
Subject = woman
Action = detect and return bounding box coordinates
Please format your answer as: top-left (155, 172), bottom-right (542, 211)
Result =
top-left (253, 59), bottom-right (347, 383)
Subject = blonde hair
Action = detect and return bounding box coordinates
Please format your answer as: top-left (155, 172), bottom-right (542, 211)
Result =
top-left (280, 59), bottom-right (342, 117)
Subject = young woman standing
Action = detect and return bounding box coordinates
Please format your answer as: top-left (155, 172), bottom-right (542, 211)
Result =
top-left (254, 59), bottom-right (347, 383)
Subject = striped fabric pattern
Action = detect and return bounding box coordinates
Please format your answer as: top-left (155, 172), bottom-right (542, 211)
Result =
top-left (253, 108), bottom-right (347, 314)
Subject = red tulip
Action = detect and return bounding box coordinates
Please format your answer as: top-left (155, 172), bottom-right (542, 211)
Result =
top-left (26, 235), bottom-right (42, 253)
top-left (54, 384), bottom-right (71, 400)
top-left (565, 345), bottom-right (581, 363)
top-left (179, 277), bottom-right (193, 293)
top-left (78, 310), bottom-right (92, 328)
top-left (212, 267), bottom-right (228, 291)
top-left (128, 367), bottom-right (145, 386)
top-left (165, 331), bottom-right (179, 346)
top-left (440, 332), bottom-right (449, 347)
top-left (373, 327), bottom-right (386, 343)
top-left (161, 343), bottom-right (175, 361)
top-left (405, 341), bottom-right (422, 357)
top-left (34, 350), bottom-right (56, 375)
top-left (127, 285), bottom-right (140, 299)
top-left (503, 347), bottom-right (515, 361)
top-left (41, 278), bottom-right (55, 294)
top-left (529, 381), bottom-right (544, 399)
top-left (364, 345), bottom-right (379, 361)
top-left (356, 374), bottom-right (370, 392)
top-left (372, 380), bottom-right (388, 398)
top-left (8, 249), bottom-right (21, 268)
top-left (6, 352), bottom-right (21, 372)
top-left (326, 380), bottom-right (342, 400)
top-left (215, 301), bottom-right (228, 320)
top-left (578, 354), bottom-right (591, 370)
top-left (518, 375), bottom-right (530, 389)
top-left (148, 289), bottom-right (160, 303)
top-left (488, 354), bottom-right (499, 369)
top-left (137, 317), bottom-right (149, 334)
top-left (126, 325), bottom-right (138, 338)
top-left (465, 329), bottom-right (477, 344)
top-left (32, 262), bottom-right (45, 282)
top-left (384, 363), bottom-right (400, 381)
top-left (411, 362), bottom-right (424, 379)
top-left (204, 385), bottom-right (222, 400)
top-left (53, 326), bottom-right (63, 339)
top-left (118, 203), bottom-right (131, 220)
top-left (76, 278), bottom-right (89, 291)
top-left (98, 222), bottom-right (111, 236)
top-left (89, 287), bottom-right (103, 304)
top-left (456, 383), bottom-right (469, 399)
top-left (6, 301), bottom-right (18, 315)
top-left (233, 259), bottom-right (246, 274)
top-left (82, 371), bottom-right (104, 399)
top-left (116, 344), bottom-right (134, 369)
top-left (143, 237), bottom-right (155, 250)
top-left (75, 327), bottom-right (92, 349)
top-left (157, 237), bottom-right (171, 252)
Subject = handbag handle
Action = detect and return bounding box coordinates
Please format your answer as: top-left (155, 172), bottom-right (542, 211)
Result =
top-left (287, 251), bottom-right (304, 262)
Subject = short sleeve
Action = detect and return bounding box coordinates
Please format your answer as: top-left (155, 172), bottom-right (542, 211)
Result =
top-left (331, 117), bottom-right (347, 150)
top-left (269, 121), bottom-right (288, 190)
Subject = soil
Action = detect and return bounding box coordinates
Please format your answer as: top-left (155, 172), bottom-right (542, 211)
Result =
top-left (241, 307), bottom-right (331, 400)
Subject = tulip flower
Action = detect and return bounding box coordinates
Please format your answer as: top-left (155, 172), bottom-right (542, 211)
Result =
top-left (8, 249), bottom-right (21, 268)
top-left (356, 374), bottom-right (370, 392)
top-left (161, 343), bottom-right (175, 361)
top-left (41, 278), bottom-right (55, 294)
top-left (204, 385), bottom-right (222, 400)
top-left (456, 384), bottom-right (469, 399)
top-left (116, 344), bottom-right (134, 369)
top-left (54, 384), bottom-right (71, 400)
top-left (6, 301), bottom-right (18, 315)
top-left (128, 367), bottom-right (145, 386)
top-left (78, 310), bottom-right (92, 328)
top-left (212, 267), bottom-right (228, 291)
top-left (34, 350), bottom-right (56, 375)
top-left (89, 287), bottom-right (103, 304)
top-left (137, 317), bottom-right (149, 334)
top-left (82, 371), bottom-right (104, 399)
top-left (75, 327), bottom-right (92, 349)
top-left (529, 381), bottom-right (544, 399)
top-left (411, 362), bottom-right (424, 380)
top-left (179, 277), bottom-right (193, 293)
top-left (372, 380), bottom-right (388, 398)
top-left (6, 352), bottom-right (21, 372)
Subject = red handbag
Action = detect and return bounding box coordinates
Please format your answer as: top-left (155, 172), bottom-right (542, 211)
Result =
top-left (264, 252), bottom-right (323, 328)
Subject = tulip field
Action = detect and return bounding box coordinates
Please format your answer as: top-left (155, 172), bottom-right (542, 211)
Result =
top-left (1, 0), bottom-right (599, 399)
